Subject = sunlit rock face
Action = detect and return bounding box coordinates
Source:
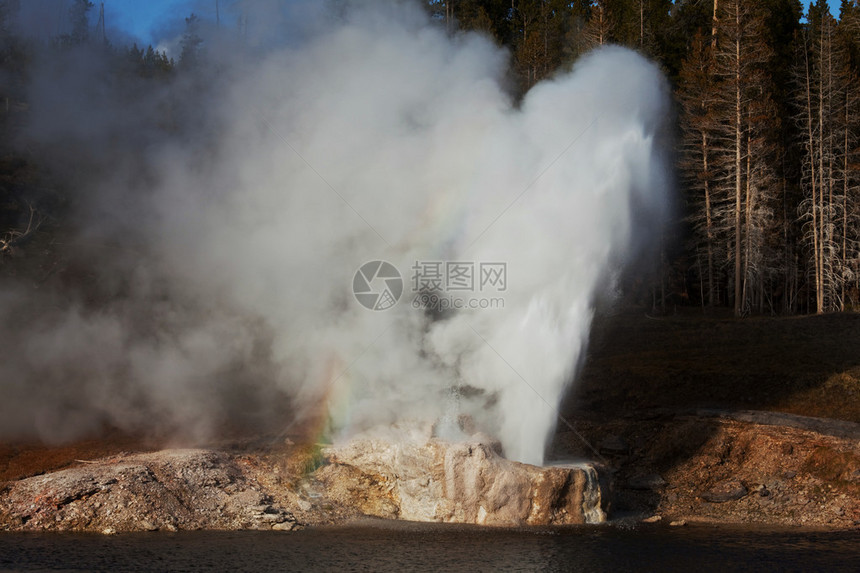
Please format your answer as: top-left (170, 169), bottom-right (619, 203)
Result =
top-left (317, 424), bottom-right (606, 526)
top-left (0, 450), bottom-right (302, 533)
top-left (0, 431), bottom-right (606, 532)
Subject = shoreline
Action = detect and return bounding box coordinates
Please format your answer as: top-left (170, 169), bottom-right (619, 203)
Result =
top-left (2, 411), bottom-right (858, 534)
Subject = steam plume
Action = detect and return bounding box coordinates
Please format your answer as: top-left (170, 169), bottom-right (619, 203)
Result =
top-left (0, 1), bottom-right (671, 464)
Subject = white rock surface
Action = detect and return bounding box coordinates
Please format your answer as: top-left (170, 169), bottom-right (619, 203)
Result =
top-left (318, 424), bottom-right (607, 525)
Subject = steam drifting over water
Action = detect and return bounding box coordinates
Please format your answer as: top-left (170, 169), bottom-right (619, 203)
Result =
top-left (0, 1), bottom-right (671, 465)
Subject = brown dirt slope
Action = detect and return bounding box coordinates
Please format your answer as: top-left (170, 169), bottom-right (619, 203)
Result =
top-left (569, 308), bottom-right (860, 422)
top-left (552, 307), bottom-right (860, 528)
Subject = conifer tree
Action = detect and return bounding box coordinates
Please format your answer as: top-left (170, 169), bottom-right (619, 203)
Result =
top-left (793, 2), bottom-right (857, 312)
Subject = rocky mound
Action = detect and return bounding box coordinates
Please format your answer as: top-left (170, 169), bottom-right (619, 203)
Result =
top-left (0, 449), bottom-right (300, 533)
top-left (553, 411), bottom-right (860, 528)
top-left (317, 425), bottom-right (606, 525)
top-left (0, 429), bottom-right (607, 533)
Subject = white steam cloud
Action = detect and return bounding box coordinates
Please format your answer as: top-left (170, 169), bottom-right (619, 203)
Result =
top-left (1, 1), bottom-right (670, 464)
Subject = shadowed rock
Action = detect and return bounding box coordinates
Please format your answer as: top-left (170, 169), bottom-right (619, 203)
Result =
top-left (702, 479), bottom-right (748, 503)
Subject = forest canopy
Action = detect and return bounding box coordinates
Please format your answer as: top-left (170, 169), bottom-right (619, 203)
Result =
top-left (1, 0), bottom-right (859, 316)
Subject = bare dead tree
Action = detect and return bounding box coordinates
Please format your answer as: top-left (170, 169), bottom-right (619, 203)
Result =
top-left (793, 9), bottom-right (856, 313)
top-left (0, 203), bottom-right (43, 255)
top-left (679, 32), bottom-right (721, 306)
top-left (582, 0), bottom-right (612, 51)
top-left (708, 0), bottom-right (777, 315)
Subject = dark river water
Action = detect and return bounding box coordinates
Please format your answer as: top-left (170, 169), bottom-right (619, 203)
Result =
top-left (1, 521), bottom-right (858, 572)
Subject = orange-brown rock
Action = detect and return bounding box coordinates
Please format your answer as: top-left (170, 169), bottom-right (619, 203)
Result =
top-left (0, 429), bottom-right (608, 532)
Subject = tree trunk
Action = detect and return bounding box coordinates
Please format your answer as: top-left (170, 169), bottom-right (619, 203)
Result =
top-left (742, 132), bottom-right (752, 313)
top-left (803, 41), bottom-right (822, 314)
top-left (712, 0), bottom-right (719, 46)
top-left (733, 11), bottom-right (743, 316)
top-left (703, 131), bottom-right (715, 306)
top-left (842, 95), bottom-right (849, 311)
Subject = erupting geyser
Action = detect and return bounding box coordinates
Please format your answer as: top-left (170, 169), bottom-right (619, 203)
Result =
top-left (0, 1), bottom-right (671, 466)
